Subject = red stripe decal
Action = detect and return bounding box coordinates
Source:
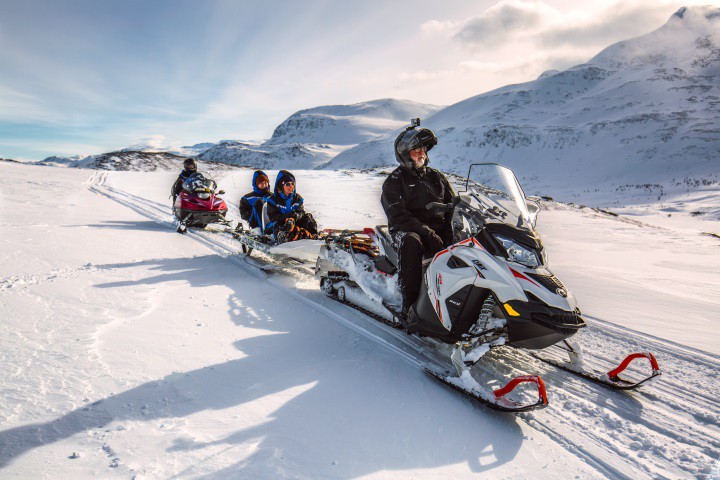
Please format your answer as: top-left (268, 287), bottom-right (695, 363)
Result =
top-left (509, 268), bottom-right (539, 287)
top-left (432, 249), bottom-right (448, 262)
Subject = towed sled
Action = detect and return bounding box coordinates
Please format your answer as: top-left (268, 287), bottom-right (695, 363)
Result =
top-left (316, 163), bottom-right (661, 412)
top-left (173, 172), bottom-right (230, 233)
top-left (229, 203), bottom-right (329, 271)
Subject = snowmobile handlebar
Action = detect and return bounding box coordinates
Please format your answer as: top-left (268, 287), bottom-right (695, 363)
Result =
top-left (425, 201), bottom-right (454, 217)
top-left (425, 196), bottom-right (465, 215)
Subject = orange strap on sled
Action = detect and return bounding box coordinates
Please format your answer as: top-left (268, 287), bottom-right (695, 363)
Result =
top-left (607, 352), bottom-right (660, 381)
top-left (493, 375), bottom-right (548, 405)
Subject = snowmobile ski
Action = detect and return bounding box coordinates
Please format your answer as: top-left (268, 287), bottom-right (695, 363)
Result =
top-left (425, 367), bottom-right (548, 413)
top-left (529, 341), bottom-right (661, 390)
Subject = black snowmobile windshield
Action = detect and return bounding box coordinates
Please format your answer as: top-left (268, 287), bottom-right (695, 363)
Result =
top-left (462, 163), bottom-right (534, 230)
top-left (182, 172), bottom-right (218, 199)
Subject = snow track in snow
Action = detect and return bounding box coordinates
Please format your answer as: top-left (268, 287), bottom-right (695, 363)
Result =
top-left (87, 172), bottom-right (720, 479)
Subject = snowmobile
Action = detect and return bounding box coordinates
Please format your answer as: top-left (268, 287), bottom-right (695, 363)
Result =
top-left (316, 163), bottom-right (661, 412)
top-left (173, 172), bottom-right (230, 234)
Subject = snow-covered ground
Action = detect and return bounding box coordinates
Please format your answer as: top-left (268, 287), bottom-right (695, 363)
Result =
top-left (1, 163), bottom-right (718, 479)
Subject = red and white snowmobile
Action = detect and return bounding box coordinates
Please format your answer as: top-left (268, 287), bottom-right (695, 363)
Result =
top-left (173, 172), bottom-right (230, 233)
top-left (316, 163), bottom-right (661, 412)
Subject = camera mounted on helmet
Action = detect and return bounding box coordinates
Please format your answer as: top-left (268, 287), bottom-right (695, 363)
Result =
top-left (394, 118), bottom-right (437, 169)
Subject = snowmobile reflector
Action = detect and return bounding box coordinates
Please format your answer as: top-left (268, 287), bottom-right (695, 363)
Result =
top-left (503, 303), bottom-right (521, 317)
top-left (606, 352), bottom-right (661, 382)
top-left (493, 375), bottom-right (548, 406)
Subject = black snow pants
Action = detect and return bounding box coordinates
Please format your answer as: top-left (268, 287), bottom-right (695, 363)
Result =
top-left (393, 231), bottom-right (444, 310)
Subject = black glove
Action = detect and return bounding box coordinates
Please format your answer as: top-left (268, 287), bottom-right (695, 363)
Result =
top-left (423, 231), bottom-right (444, 254)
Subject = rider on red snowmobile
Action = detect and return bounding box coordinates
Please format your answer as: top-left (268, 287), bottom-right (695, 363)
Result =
top-left (266, 170), bottom-right (318, 243)
top-left (381, 123), bottom-right (455, 321)
top-left (171, 158), bottom-right (198, 204)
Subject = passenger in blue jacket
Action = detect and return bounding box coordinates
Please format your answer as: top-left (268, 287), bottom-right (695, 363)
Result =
top-left (239, 170), bottom-right (271, 231)
top-left (266, 170), bottom-right (318, 243)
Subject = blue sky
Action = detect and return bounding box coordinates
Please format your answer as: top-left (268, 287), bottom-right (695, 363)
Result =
top-left (0, 0), bottom-right (701, 160)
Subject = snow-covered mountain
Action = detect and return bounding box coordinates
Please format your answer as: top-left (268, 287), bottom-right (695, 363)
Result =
top-left (326, 6), bottom-right (720, 199)
top-left (119, 142), bottom-right (219, 157)
top-left (267, 98), bottom-right (442, 146)
top-left (38, 151), bottom-right (237, 172)
top-left (198, 99), bottom-right (443, 169)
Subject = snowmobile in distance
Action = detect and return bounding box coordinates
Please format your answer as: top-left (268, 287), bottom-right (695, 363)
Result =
top-left (316, 163), bottom-right (660, 412)
top-left (173, 172), bottom-right (230, 233)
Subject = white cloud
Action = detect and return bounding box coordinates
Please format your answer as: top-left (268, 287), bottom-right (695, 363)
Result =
top-left (420, 19), bottom-right (458, 35)
top-left (454, 0), bottom-right (560, 47)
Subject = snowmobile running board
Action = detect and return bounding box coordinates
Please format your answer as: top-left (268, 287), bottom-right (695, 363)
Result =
top-left (425, 368), bottom-right (548, 413)
top-left (530, 348), bottom-right (661, 390)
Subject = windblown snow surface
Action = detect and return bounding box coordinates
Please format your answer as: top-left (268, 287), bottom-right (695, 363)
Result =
top-left (1, 162), bottom-right (718, 479)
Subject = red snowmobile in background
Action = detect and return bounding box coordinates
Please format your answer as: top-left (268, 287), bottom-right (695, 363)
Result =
top-left (173, 172), bottom-right (229, 233)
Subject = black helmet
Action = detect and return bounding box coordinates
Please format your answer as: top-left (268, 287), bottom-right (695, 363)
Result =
top-left (184, 158), bottom-right (197, 172)
top-left (394, 127), bottom-right (437, 167)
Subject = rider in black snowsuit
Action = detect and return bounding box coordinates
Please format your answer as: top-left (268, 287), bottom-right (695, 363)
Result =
top-left (381, 126), bottom-right (454, 319)
top-left (266, 170), bottom-right (318, 243)
top-left (171, 158), bottom-right (198, 204)
top-left (239, 170), bottom-right (271, 230)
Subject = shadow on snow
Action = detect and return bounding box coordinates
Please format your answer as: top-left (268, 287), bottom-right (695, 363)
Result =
top-left (0, 254), bottom-right (528, 478)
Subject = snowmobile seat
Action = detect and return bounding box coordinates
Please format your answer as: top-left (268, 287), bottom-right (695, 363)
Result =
top-left (374, 226), bottom-right (398, 266)
top-left (374, 225), bottom-right (437, 272)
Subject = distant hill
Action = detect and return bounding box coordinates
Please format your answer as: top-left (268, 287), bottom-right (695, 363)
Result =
top-left (197, 99), bottom-right (443, 169)
top-left (325, 6), bottom-right (720, 197)
top-left (38, 151), bottom-right (239, 172)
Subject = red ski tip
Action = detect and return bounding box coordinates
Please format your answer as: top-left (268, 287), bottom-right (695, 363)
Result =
top-left (493, 375), bottom-right (548, 406)
top-left (607, 352), bottom-right (661, 381)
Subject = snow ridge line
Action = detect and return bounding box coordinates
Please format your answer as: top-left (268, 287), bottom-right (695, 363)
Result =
top-left (86, 175), bottom-right (719, 480)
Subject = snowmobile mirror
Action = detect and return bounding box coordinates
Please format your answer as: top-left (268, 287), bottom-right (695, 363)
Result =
top-left (218, 190), bottom-right (225, 195)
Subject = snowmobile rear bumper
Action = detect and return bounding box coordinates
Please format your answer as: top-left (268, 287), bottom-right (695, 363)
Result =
top-left (505, 299), bottom-right (586, 349)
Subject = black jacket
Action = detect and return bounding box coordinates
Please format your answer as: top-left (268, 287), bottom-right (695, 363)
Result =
top-left (381, 165), bottom-right (454, 241)
top-left (171, 169), bottom-right (195, 198)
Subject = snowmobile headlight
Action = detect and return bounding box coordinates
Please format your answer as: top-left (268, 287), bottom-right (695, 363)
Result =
top-left (493, 234), bottom-right (541, 268)
top-left (197, 192), bottom-right (211, 200)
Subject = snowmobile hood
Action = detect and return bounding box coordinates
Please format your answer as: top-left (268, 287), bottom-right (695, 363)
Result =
top-left (274, 170), bottom-right (297, 199)
top-left (251, 170), bottom-right (270, 195)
